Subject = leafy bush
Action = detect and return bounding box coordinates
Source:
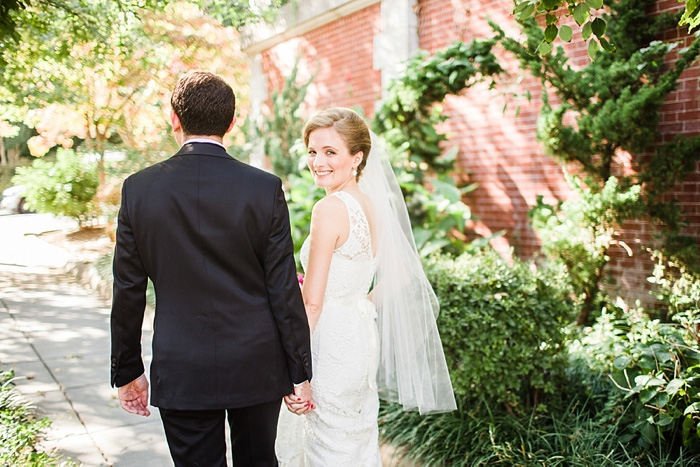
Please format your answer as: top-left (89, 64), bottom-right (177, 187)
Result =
top-left (0, 157), bottom-right (33, 193)
top-left (530, 174), bottom-right (643, 325)
top-left (571, 307), bottom-right (700, 456)
top-left (0, 371), bottom-right (58, 465)
top-left (648, 251), bottom-right (700, 322)
top-left (425, 249), bottom-right (575, 412)
top-left (13, 148), bottom-right (99, 226)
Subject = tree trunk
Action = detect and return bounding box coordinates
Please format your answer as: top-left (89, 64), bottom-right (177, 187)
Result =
top-left (7, 146), bottom-right (19, 165)
top-left (576, 253), bottom-right (608, 326)
top-left (0, 137), bottom-right (6, 166)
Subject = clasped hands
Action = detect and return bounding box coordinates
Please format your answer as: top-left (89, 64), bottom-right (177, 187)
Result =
top-left (284, 380), bottom-right (314, 415)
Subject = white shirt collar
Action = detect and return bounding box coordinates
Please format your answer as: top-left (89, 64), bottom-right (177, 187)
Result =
top-left (183, 137), bottom-right (226, 149)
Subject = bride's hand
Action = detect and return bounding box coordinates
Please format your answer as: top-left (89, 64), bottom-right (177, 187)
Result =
top-left (284, 382), bottom-right (315, 415)
top-left (284, 395), bottom-right (314, 415)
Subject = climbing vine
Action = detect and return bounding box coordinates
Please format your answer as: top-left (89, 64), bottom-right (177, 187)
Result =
top-left (372, 38), bottom-right (503, 175)
top-left (371, 38), bottom-right (504, 254)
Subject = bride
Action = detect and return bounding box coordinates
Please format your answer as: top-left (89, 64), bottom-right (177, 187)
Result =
top-left (276, 108), bottom-right (456, 466)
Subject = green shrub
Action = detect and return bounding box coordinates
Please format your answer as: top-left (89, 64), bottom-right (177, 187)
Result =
top-left (0, 371), bottom-right (58, 465)
top-left (530, 174), bottom-right (643, 326)
top-left (648, 251), bottom-right (700, 322)
top-left (13, 148), bottom-right (99, 226)
top-left (0, 157), bottom-right (33, 193)
top-left (571, 306), bottom-right (700, 456)
top-left (425, 249), bottom-right (575, 413)
top-left (568, 255), bottom-right (700, 455)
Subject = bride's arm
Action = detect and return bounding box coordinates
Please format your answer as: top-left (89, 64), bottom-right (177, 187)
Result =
top-left (302, 196), bottom-right (345, 333)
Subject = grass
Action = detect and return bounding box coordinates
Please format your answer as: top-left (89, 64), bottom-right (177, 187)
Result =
top-left (378, 395), bottom-right (700, 466)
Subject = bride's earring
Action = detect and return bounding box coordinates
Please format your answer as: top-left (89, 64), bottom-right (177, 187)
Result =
top-left (352, 168), bottom-right (358, 177)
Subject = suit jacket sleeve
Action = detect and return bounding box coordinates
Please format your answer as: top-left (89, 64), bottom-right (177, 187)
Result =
top-left (110, 178), bottom-right (148, 387)
top-left (264, 180), bottom-right (312, 385)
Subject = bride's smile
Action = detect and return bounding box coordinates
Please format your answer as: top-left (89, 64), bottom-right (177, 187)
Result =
top-left (307, 126), bottom-right (361, 194)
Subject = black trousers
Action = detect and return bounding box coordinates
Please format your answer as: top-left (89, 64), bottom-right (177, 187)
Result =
top-left (159, 399), bottom-right (282, 467)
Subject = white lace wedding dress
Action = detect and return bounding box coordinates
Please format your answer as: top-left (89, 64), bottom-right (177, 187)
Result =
top-left (276, 190), bottom-right (382, 466)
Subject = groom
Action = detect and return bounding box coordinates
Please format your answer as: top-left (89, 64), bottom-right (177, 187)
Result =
top-left (110, 71), bottom-right (312, 465)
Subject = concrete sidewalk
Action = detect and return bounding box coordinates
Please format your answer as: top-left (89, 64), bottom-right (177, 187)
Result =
top-left (0, 213), bottom-right (171, 466)
top-left (0, 263), bottom-right (171, 466)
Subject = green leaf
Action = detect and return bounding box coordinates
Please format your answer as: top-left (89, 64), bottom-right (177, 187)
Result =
top-left (635, 374), bottom-right (652, 387)
top-left (585, 0), bottom-right (603, 9)
top-left (599, 37), bottom-right (615, 52)
top-left (640, 421), bottom-right (657, 444)
top-left (640, 387), bottom-right (658, 404)
top-left (684, 402), bottom-right (700, 415)
top-left (544, 24), bottom-right (558, 43)
top-left (581, 21), bottom-right (592, 40)
top-left (573, 2), bottom-right (590, 25)
top-left (515, 3), bottom-right (536, 20)
top-left (546, 14), bottom-right (558, 25)
top-left (667, 378), bottom-right (685, 395)
top-left (679, 0), bottom-right (700, 31)
top-left (591, 17), bottom-right (606, 38)
top-left (587, 39), bottom-right (599, 59)
top-left (613, 355), bottom-right (633, 369)
top-left (538, 41), bottom-right (553, 55)
top-left (542, 0), bottom-right (561, 10)
top-left (559, 25), bottom-right (573, 42)
top-left (431, 178), bottom-right (463, 203)
top-left (657, 412), bottom-right (675, 427)
top-left (656, 391), bottom-right (670, 409)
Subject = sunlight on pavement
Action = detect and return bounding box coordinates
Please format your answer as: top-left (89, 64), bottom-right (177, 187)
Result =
top-left (0, 214), bottom-right (79, 268)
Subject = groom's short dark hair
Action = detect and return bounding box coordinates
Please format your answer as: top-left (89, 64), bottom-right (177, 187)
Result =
top-left (171, 72), bottom-right (235, 137)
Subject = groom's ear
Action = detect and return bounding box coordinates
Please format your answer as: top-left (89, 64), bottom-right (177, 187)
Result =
top-left (225, 116), bottom-right (237, 134)
top-left (170, 110), bottom-right (182, 133)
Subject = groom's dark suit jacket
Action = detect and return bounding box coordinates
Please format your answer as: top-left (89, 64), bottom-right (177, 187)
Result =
top-left (110, 142), bottom-right (311, 410)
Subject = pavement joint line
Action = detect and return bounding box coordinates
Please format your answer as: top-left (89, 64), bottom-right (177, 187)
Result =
top-left (2, 274), bottom-right (112, 466)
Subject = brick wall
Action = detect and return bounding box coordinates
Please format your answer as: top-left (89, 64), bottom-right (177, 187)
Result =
top-left (259, 0), bottom-right (700, 305)
top-left (261, 3), bottom-right (382, 118)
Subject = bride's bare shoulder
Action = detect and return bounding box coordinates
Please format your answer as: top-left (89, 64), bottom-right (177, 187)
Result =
top-left (311, 195), bottom-right (347, 222)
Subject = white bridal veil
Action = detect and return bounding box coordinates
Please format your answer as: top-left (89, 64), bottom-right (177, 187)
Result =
top-left (359, 132), bottom-right (457, 414)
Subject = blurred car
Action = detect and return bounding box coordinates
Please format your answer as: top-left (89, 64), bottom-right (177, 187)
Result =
top-left (0, 185), bottom-right (32, 214)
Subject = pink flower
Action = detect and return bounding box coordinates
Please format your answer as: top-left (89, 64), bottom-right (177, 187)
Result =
top-left (297, 273), bottom-right (305, 285)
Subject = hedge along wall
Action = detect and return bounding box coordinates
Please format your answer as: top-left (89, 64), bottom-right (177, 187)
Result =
top-left (252, 0), bottom-right (700, 305)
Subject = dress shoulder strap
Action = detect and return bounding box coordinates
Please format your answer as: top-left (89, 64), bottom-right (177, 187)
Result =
top-left (330, 191), bottom-right (372, 257)
top-left (331, 190), bottom-right (361, 214)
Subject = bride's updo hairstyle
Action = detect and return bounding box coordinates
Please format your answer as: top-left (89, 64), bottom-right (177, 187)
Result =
top-left (302, 108), bottom-right (372, 181)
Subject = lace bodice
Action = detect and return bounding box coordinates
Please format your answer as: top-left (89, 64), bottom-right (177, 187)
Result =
top-left (300, 191), bottom-right (376, 301)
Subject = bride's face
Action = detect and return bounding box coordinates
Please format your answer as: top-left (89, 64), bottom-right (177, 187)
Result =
top-left (307, 127), bottom-right (361, 193)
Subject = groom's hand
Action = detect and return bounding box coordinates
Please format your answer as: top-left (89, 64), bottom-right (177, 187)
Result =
top-left (118, 373), bottom-right (151, 417)
top-left (284, 381), bottom-right (314, 415)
